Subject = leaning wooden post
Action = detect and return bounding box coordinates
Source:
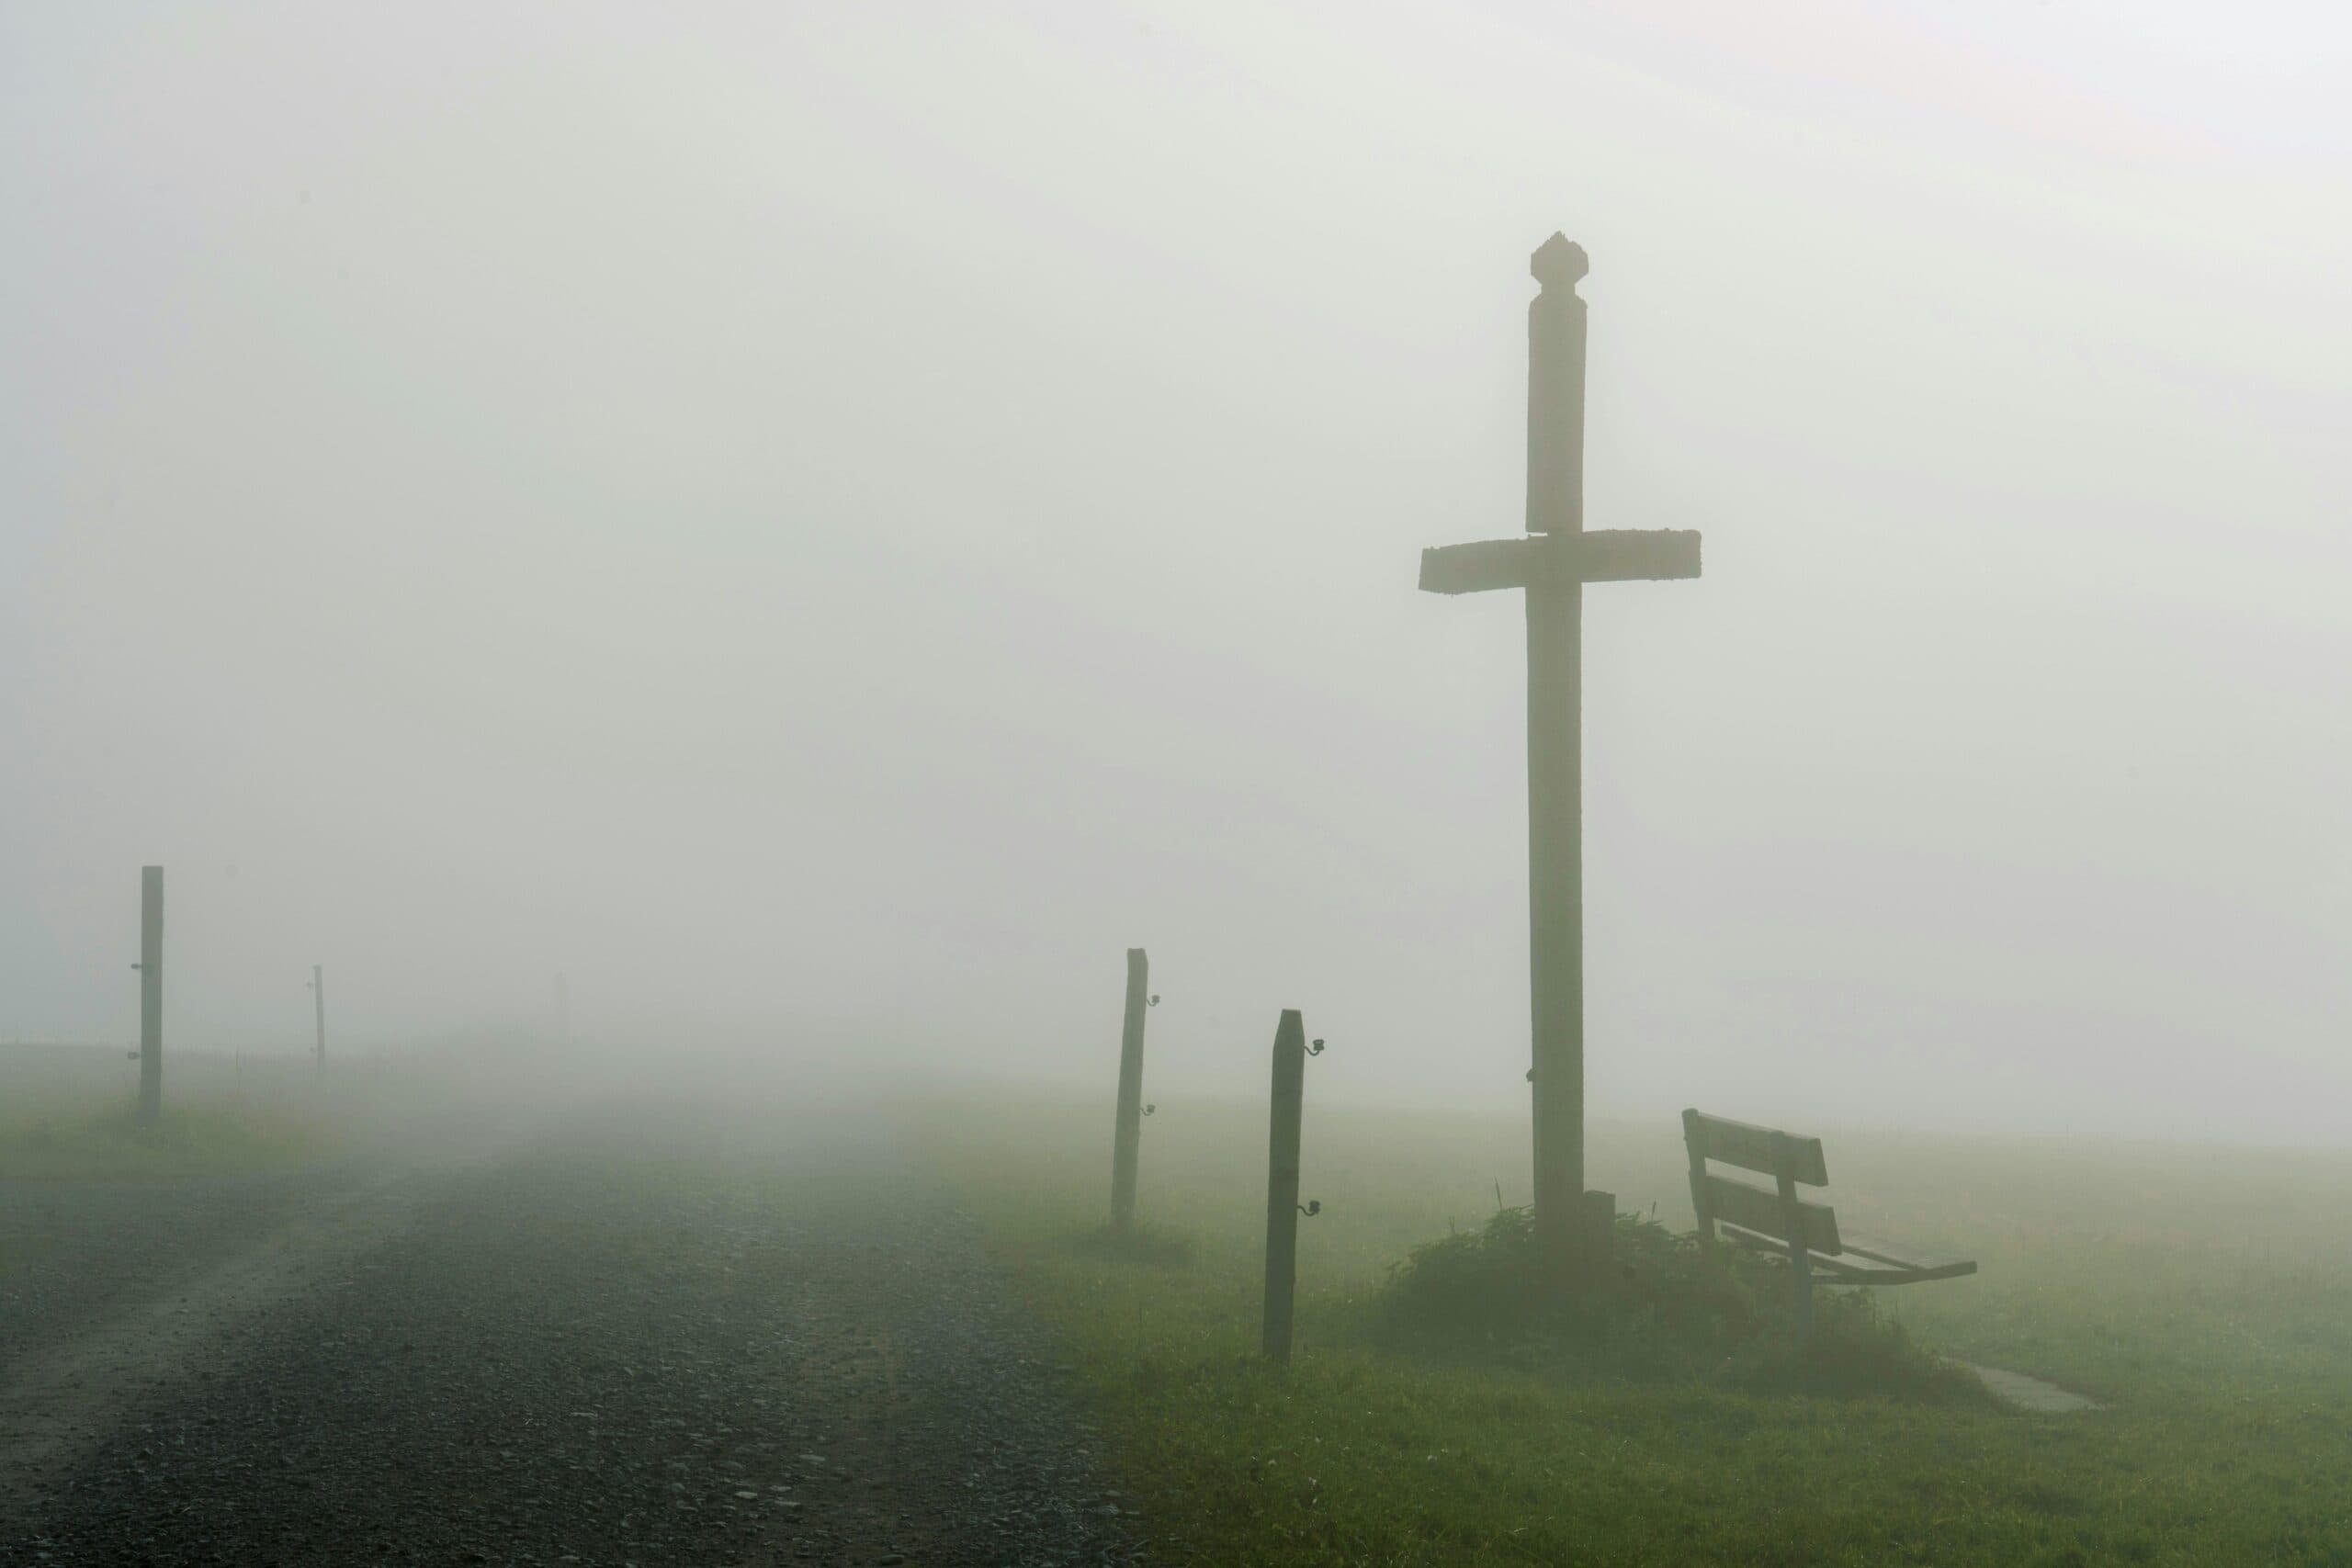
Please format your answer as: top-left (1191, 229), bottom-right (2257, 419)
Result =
top-left (134, 865), bottom-right (164, 1127)
top-left (1261, 1009), bottom-right (1308, 1365)
top-left (311, 964), bottom-right (326, 1077)
top-left (1108, 947), bottom-right (1150, 1231)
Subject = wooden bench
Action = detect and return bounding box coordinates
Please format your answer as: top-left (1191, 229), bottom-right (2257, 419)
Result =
top-left (1682, 1109), bottom-right (1976, 1342)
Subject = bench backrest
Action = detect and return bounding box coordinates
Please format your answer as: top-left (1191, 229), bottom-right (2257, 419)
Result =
top-left (1682, 1109), bottom-right (1842, 1257)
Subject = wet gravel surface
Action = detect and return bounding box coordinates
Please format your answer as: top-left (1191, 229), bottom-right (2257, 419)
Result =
top-left (4, 1103), bottom-right (1141, 1567)
top-left (0, 1163), bottom-right (383, 1360)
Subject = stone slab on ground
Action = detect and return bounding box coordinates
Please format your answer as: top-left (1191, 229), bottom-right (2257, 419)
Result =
top-left (1960, 1360), bottom-right (2101, 1413)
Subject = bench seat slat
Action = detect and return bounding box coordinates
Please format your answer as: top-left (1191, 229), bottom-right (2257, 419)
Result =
top-left (1834, 1233), bottom-right (1979, 1280)
top-left (1717, 1223), bottom-right (1977, 1284)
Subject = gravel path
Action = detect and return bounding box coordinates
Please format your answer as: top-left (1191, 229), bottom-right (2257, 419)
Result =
top-left (0, 1159), bottom-right (401, 1365)
top-left (2, 1100), bottom-right (1140, 1567)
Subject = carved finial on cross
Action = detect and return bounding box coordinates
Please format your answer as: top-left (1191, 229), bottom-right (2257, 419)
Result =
top-left (1531, 232), bottom-right (1589, 292)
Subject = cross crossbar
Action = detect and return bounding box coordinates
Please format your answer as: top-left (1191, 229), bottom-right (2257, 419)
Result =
top-left (1419, 529), bottom-right (1701, 596)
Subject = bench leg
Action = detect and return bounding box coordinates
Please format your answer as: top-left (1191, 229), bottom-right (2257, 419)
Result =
top-left (1770, 1131), bottom-right (1814, 1356)
top-left (1790, 1244), bottom-right (1813, 1354)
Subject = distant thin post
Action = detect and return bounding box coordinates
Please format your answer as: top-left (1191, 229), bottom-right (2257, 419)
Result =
top-left (1261, 1009), bottom-right (1307, 1364)
top-left (1109, 948), bottom-right (1149, 1231)
top-left (311, 964), bottom-right (326, 1077)
top-left (135, 866), bottom-right (164, 1127)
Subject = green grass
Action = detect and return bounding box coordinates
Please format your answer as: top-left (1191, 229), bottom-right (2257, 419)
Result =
top-left (0, 1044), bottom-right (333, 1179)
top-left (0, 1100), bottom-right (329, 1180)
top-left (911, 1090), bottom-right (2352, 1565)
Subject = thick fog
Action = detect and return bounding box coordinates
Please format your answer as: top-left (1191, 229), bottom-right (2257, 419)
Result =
top-left (4, 3), bottom-right (2346, 1139)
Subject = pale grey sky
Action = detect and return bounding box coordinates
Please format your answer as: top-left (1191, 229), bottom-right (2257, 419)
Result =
top-left (4, 2), bottom-right (2346, 1139)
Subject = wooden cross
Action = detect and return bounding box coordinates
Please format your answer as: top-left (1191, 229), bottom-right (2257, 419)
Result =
top-left (1419, 233), bottom-right (1701, 1281)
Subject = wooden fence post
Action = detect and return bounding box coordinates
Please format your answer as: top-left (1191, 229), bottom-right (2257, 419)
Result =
top-left (1262, 1009), bottom-right (1309, 1364)
top-left (1109, 947), bottom-right (1149, 1231)
top-left (1582, 1189), bottom-right (1617, 1275)
top-left (135, 865), bottom-right (164, 1127)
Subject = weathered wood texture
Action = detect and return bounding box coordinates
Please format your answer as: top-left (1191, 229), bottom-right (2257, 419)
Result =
top-left (1420, 235), bottom-right (1705, 1291)
top-left (1684, 1106), bottom-right (1978, 1350)
top-left (1419, 538), bottom-right (1544, 595)
top-left (1821, 1235), bottom-right (1978, 1282)
top-left (1261, 1009), bottom-right (1307, 1365)
top-left (1577, 529), bottom-right (1702, 582)
top-left (136, 865), bottom-right (163, 1127)
top-left (1525, 563), bottom-right (1582, 1273)
top-left (1702, 1172), bottom-right (1842, 1254)
top-left (1109, 947), bottom-right (1149, 1231)
top-left (1522, 240), bottom-right (1587, 1282)
top-left (1772, 1132), bottom-right (1818, 1340)
top-left (1719, 1227), bottom-right (1977, 1283)
top-left (1684, 1110), bottom-right (1828, 1187)
top-left (1525, 232), bottom-right (1587, 535)
top-left (1419, 531), bottom-right (1702, 595)
top-left (1681, 1108), bottom-right (1716, 1257)
top-left (1581, 1189), bottom-right (1616, 1271)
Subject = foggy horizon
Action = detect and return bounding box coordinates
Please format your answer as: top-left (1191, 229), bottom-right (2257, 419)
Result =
top-left (6, 2), bottom-right (2347, 1145)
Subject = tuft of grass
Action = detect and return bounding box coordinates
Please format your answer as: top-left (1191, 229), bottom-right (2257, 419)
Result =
top-left (1379, 1205), bottom-right (1984, 1402)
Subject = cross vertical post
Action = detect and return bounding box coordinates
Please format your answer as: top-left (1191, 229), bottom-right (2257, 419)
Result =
top-left (1418, 234), bottom-right (1702, 1286)
top-left (1525, 234), bottom-right (1588, 1271)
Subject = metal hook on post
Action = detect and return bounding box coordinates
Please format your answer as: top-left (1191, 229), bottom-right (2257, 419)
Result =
top-left (1307, 1038), bottom-right (1326, 1057)
top-left (1299, 1200), bottom-right (1321, 1217)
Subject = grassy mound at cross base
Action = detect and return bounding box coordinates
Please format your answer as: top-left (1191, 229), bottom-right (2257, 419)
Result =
top-left (1380, 1204), bottom-right (1986, 1402)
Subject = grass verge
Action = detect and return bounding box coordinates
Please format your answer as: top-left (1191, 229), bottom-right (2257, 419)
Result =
top-left (0, 1099), bottom-right (329, 1180)
top-left (913, 1089), bottom-right (2352, 1566)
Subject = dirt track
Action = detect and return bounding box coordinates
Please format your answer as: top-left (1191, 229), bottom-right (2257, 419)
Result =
top-left (0, 1100), bottom-right (1139, 1567)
